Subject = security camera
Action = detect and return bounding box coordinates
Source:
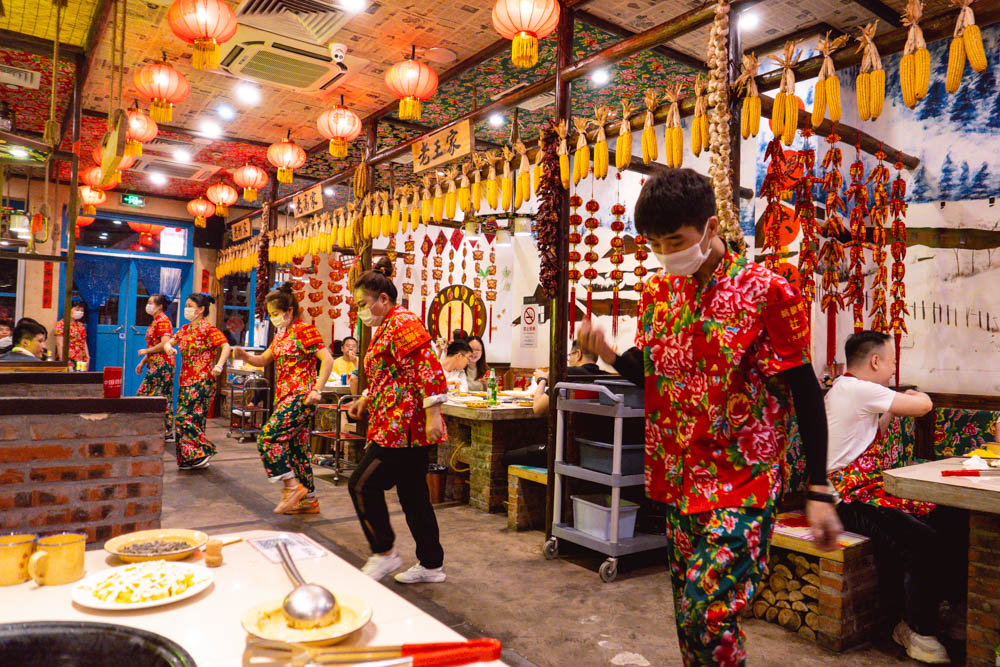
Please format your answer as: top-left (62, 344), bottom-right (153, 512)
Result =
top-left (329, 43), bottom-right (347, 63)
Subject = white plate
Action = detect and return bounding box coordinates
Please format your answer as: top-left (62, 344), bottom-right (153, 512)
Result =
top-left (72, 561), bottom-right (214, 611)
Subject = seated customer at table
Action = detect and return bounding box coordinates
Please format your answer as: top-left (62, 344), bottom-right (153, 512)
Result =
top-left (0, 318), bottom-right (13, 353)
top-left (531, 340), bottom-right (606, 415)
top-left (440, 339), bottom-right (472, 393)
top-left (0, 318), bottom-right (48, 362)
top-left (465, 335), bottom-right (489, 391)
top-left (332, 336), bottom-right (358, 377)
top-left (826, 330), bottom-right (966, 664)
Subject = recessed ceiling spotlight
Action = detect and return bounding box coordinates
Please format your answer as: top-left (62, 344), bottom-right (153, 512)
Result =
top-left (9, 147), bottom-right (28, 158)
top-left (149, 172), bottom-right (167, 186)
top-left (217, 104), bottom-right (236, 121)
top-left (173, 149), bottom-right (190, 163)
top-left (235, 82), bottom-right (261, 106)
top-left (112, 219), bottom-right (123, 225)
top-left (341, 0), bottom-right (366, 12)
top-left (324, 187), bottom-right (334, 196)
top-left (590, 68), bottom-right (611, 86)
top-left (200, 120), bottom-right (222, 139)
top-left (739, 12), bottom-right (760, 30)
top-left (488, 113), bottom-right (504, 127)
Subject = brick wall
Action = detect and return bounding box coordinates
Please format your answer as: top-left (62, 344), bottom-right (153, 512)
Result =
top-left (815, 543), bottom-right (881, 651)
top-left (0, 383), bottom-right (102, 398)
top-left (0, 410), bottom-right (164, 544)
top-left (967, 511), bottom-right (1000, 666)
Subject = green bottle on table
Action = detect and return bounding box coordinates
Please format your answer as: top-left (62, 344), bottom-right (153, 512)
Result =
top-left (487, 370), bottom-right (498, 406)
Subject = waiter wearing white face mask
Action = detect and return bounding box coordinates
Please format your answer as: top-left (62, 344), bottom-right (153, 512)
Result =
top-left (577, 167), bottom-right (841, 665)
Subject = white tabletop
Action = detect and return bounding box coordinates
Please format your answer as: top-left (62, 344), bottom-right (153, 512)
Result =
top-left (0, 530), bottom-right (506, 666)
top-left (883, 457), bottom-right (1000, 514)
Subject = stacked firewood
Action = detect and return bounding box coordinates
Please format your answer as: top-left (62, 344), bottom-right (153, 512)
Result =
top-left (752, 549), bottom-right (822, 641)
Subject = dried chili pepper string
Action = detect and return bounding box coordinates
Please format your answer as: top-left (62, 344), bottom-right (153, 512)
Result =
top-left (795, 126), bottom-right (819, 313)
top-left (889, 152), bottom-right (909, 386)
top-left (844, 137), bottom-right (869, 333)
top-left (818, 132), bottom-right (846, 367)
top-left (867, 144), bottom-right (891, 334)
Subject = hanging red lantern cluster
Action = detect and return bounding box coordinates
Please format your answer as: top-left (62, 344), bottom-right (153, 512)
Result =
top-left (609, 200), bottom-right (626, 337)
top-left (267, 132), bottom-right (306, 184)
top-left (317, 98), bottom-right (362, 158)
top-left (794, 128), bottom-right (819, 311)
top-left (232, 164), bottom-right (269, 201)
top-left (187, 196), bottom-right (215, 227)
top-left (125, 103), bottom-right (158, 156)
top-left (844, 143), bottom-right (869, 333)
top-left (492, 0), bottom-right (560, 69)
top-left (167, 0), bottom-right (238, 71)
top-left (79, 187), bottom-right (106, 216)
top-left (133, 54), bottom-right (190, 123)
top-left (206, 182), bottom-right (238, 216)
top-left (583, 198), bottom-right (600, 318)
top-left (633, 233), bottom-right (649, 294)
top-left (818, 133), bottom-right (846, 368)
top-left (889, 158), bottom-right (909, 385)
top-left (867, 149), bottom-right (892, 334)
top-left (384, 48), bottom-right (438, 121)
top-left (567, 194), bottom-right (583, 337)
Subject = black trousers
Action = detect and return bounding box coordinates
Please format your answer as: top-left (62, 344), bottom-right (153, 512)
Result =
top-left (348, 443), bottom-right (444, 569)
top-left (836, 502), bottom-right (967, 636)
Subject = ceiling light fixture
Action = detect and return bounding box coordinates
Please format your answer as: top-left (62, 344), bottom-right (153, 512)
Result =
top-left (217, 104), bottom-right (235, 121)
top-left (149, 172), bottom-right (168, 186)
top-left (200, 120), bottom-right (223, 139)
top-left (112, 219), bottom-right (123, 225)
top-left (341, 0), bottom-right (366, 12)
top-left (488, 113), bottom-right (504, 127)
top-left (9, 147), bottom-right (28, 158)
top-left (235, 82), bottom-right (261, 106)
top-left (590, 68), bottom-right (611, 86)
top-left (173, 149), bottom-right (191, 163)
top-left (739, 12), bottom-right (760, 30)
top-left (324, 187), bottom-right (334, 196)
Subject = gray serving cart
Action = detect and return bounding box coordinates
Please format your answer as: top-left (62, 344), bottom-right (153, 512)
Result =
top-left (543, 381), bottom-right (667, 582)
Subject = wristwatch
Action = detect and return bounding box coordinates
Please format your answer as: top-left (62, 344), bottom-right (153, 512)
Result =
top-left (807, 490), bottom-right (839, 504)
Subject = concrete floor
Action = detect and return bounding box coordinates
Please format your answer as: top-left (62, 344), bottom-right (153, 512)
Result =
top-left (161, 419), bottom-right (931, 666)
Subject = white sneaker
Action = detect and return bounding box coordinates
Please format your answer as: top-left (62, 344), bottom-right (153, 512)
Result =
top-left (892, 621), bottom-right (950, 664)
top-left (394, 563), bottom-right (446, 584)
top-left (360, 552), bottom-right (402, 581)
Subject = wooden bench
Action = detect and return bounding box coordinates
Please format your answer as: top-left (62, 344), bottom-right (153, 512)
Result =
top-left (751, 511), bottom-right (880, 651)
top-left (507, 465), bottom-right (548, 531)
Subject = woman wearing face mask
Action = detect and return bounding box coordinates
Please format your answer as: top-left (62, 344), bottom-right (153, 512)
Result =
top-left (53, 299), bottom-right (89, 369)
top-left (233, 282), bottom-right (334, 514)
top-left (169, 292), bottom-right (230, 470)
top-left (346, 258), bottom-right (450, 584)
top-left (136, 295), bottom-right (175, 437)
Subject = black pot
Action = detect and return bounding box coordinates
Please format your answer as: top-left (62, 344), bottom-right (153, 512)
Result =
top-left (0, 621), bottom-right (196, 667)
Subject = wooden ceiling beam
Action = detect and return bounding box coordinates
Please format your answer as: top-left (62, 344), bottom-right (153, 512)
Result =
top-left (575, 10), bottom-right (709, 72)
top-left (0, 29), bottom-right (83, 62)
top-left (848, 0), bottom-right (903, 28)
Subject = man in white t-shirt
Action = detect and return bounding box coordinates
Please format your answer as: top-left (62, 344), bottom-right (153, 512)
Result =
top-left (826, 331), bottom-right (966, 664)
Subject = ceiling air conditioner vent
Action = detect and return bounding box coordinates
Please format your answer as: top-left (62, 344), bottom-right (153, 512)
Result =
top-left (130, 157), bottom-right (220, 182)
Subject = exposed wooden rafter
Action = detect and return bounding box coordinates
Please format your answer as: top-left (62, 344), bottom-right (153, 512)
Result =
top-left (849, 0), bottom-right (904, 28)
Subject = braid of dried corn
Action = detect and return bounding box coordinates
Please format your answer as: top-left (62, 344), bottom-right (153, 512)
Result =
top-left (444, 169), bottom-right (458, 220)
top-left (734, 54), bottom-right (760, 139)
top-left (706, 0), bottom-right (742, 251)
top-left (855, 22), bottom-right (884, 121)
top-left (533, 137), bottom-right (544, 194)
top-left (572, 117), bottom-right (590, 186)
top-left (641, 89), bottom-right (659, 163)
top-left (815, 33), bottom-right (849, 126)
top-left (420, 176), bottom-right (432, 225)
top-left (501, 146), bottom-right (515, 211)
top-left (485, 151), bottom-right (500, 210)
top-left (900, 0), bottom-right (929, 107)
top-left (959, 0), bottom-right (986, 72)
top-left (380, 192), bottom-right (391, 238)
top-left (458, 163), bottom-right (471, 213)
top-left (592, 105), bottom-right (611, 179)
top-left (392, 188), bottom-right (404, 235)
top-left (432, 175), bottom-right (445, 222)
top-left (615, 99), bottom-right (634, 170)
top-left (361, 196), bottom-right (373, 240)
top-left (769, 40), bottom-right (801, 145)
top-left (663, 86), bottom-right (683, 168)
top-left (471, 153), bottom-right (485, 213)
top-left (409, 187), bottom-right (421, 231)
top-left (516, 140), bottom-right (531, 206)
top-left (692, 76), bottom-right (706, 157)
top-left (554, 119), bottom-right (570, 189)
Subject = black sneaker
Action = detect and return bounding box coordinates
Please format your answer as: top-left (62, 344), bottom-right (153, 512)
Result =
top-left (179, 455), bottom-right (211, 470)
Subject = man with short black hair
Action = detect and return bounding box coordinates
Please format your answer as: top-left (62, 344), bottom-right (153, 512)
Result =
top-left (0, 318), bottom-right (48, 361)
top-left (333, 335), bottom-right (359, 377)
top-left (579, 167), bottom-right (841, 665)
top-left (440, 339), bottom-right (472, 393)
top-left (826, 330), bottom-right (964, 664)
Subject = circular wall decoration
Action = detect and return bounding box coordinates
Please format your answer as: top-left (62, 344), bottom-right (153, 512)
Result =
top-left (426, 284), bottom-right (486, 339)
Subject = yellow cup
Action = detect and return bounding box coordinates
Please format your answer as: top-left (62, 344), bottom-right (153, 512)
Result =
top-left (28, 533), bottom-right (85, 586)
top-left (986, 441), bottom-right (1000, 457)
top-left (0, 533), bottom-right (37, 585)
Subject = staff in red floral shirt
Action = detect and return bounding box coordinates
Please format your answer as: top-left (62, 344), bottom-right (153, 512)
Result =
top-left (579, 169), bottom-right (841, 666)
top-left (347, 258), bottom-right (449, 585)
top-left (234, 282), bottom-right (334, 514)
top-left (136, 294), bottom-right (175, 436)
top-left (168, 292), bottom-right (230, 470)
top-left (53, 299), bottom-right (89, 369)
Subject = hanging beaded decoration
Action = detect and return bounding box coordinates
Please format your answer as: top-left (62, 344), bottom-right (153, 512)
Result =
top-left (583, 197), bottom-right (600, 318)
top-left (568, 194), bottom-right (583, 337)
top-left (609, 175), bottom-right (626, 336)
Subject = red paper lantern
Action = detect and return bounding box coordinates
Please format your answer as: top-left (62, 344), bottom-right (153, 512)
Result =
top-left (167, 0), bottom-right (238, 71)
top-left (206, 182), bottom-right (238, 216)
top-left (317, 100), bottom-right (362, 158)
top-left (92, 147), bottom-right (136, 171)
top-left (79, 187), bottom-right (106, 215)
top-left (74, 215), bottom-right (95, 239)
top-left (267, 132), bottom-right (306, 184)
top-left (187, 197), bottom-right (215, 228)
top-left (492, 0), bottom-right (560, 68)
top-left (133, 55), bottom-right (190, 123)
top-left (81, 165), bottom-right (118, 191)
top-left (232, 164), bottom-right (269, 201)
top-left (127, 222), bottom-right (163, 235)
top-left (125, 104), bottom-right (158, 156)
top-left (384, 49), bottom-right (438, 121)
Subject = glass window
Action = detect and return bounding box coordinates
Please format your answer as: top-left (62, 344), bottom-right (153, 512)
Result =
top-left (0, 295), bottom-right (14, 321)
top-left (0, 257), bottom-right (16, 321)
top-left (222, 274), bottom-right (251, 307)
top-left (222, 272), bottom-right (255, 346)
top-left (76, 218), bottom-right (188, 257)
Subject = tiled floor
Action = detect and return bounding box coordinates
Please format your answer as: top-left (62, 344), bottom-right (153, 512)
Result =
top-left (161, 420), bottom-right (929, 666)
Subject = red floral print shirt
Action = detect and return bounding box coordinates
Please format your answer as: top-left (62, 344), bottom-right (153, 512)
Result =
top-left (364, 306), bottom-right (448, 448)
top-left (269, 319), bottom-right (324, 403)
top-left (175, 318), bottom-right (227, 386)
top-left (54, 319), bottom-right (87, 362)
top-left (636, 251), bottom-right (811, 514)
top-left (145, 312), bottom-right (174, 370)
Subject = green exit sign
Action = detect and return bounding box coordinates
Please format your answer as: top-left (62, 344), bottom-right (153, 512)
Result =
top-left (120, 193), bottom-right (146, 208)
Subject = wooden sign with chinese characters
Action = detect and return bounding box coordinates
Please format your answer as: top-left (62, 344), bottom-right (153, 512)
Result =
top-left (293, 185), bottom-right (324, 218)
top-left (231, 218), bottom-right (252, 242)
top-left (411, 119), bottom-right (474, 174)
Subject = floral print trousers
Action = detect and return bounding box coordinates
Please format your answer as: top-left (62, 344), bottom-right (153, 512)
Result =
top-left (175, 380), bottom-right (216, 464)
top-left (257, 394), bottom-right (316, 493)
top-left (665, 503), bottom-right (776, 667)
top-left (137, 363), bottom-right (174, 434)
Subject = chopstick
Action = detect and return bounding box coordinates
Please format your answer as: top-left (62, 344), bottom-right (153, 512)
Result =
top-left (942, 469), bottom-right (1000, 476)
top-left (245, 638), bottom-right (501, 666)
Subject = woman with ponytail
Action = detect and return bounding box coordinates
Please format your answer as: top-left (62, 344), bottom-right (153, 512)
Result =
top-left (136, 294), bottom-right (175, 437)
top-left (346, 260), bottom-right (450, 584)
top-left (169, 292), bottom-right (230, 469)
top-left (234, 282), bottom-right (333, 514)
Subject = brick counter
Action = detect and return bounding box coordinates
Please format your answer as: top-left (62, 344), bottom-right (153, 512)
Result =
top-left (0, 371), bottom-right (104, 398)
top-left (0, 397), bottom-right (166, 544)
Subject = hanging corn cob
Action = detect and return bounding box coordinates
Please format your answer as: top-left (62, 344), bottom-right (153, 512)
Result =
top-left (500, 146), bottom-right (515, 211)
top-left (770, 40), bottom-right (802, 146)
top-left (485, 151), bottom-right (500, 210)
top-left (432, 175), bottom-right (445, 222)
top-left (662, 85), bottom-right (683, 168)
top-left (390, 189), bottom-right (402, 235)
top-left (533, 137), bottom-right (544, 194)
top-left (705, 0), bottom-right (741, 249)
top-left (554, 120), bottom-right (570, 189)
top-left (353, 161), bottom-right (368, 199)
top-left (380, 191), bottom-right (391, 238)
top-left (420, 176), bottom-right (433, 225)
top-left (471, 153), bottom-right (486, 213)
top-left (361, 196), bottom-right (373, 240)
top-left (444, 168), bottom-right (458, 220)
top-left (947, 0), bottom-right (986, 94)
top-left (571, 117), bottom-right (590, 186)
top-left (335, 208), bottom-right (346, 248)
top-left (515, 141), bottom-right (531, 207)
top-left (614, 99), bottom-right (634, 171)
top-left (691, 77), bottom-right (708, 157)
top-left (409, 187), bottom-right (420, 231)
top-left (900, 0), bottom-right (930, 107)
top-left (734, 54), bottom-right (761, 139)
top-left (641, 89), bottom-right (659, 163)
top-left (591, 105), bottom-right (611, 179)
top-left (855, 22), bottom-right (885, 121)
top-left (458, 163), bottom-right (471, 213)
top-left (812, 32), bottom-right (849, 127)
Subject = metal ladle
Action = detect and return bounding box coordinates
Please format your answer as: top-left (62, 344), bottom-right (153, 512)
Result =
top-left (276, 540), bottom-right (340, 629)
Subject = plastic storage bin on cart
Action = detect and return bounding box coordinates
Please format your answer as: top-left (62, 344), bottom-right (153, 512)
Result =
top-left (310, 393), bottom-right (364, 485)
top-left (227, 367), bottom-right (270, 442)
top-left (544, 382), bottom-right (666, 582)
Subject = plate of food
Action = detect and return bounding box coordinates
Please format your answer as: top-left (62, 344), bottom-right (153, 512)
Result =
top-left (72, 561), bottom-right (214, 611)
top-left (242, 595), bottom-right (373, 646)
top-left (104, 528), bottom-right (209, 562)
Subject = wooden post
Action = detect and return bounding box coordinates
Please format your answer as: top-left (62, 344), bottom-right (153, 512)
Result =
top-left (62, 58), bottom-right (83, 367)
top-left (545, 3), bottom-right (574, 538)
top-left (357, 120), bottom-right (377, 395)
top-left (263, 177), bottom-right (279, 410)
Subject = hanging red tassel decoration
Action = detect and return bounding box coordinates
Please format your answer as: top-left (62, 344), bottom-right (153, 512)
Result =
top-left (818, 132), bottom-right (845, 368)
top-left (583, 198), bottom-right (600, 319)
top-left (610, 201), bottom-right (626, 337)
top-left (568, 194), bottom-right (583, 336)
top-left (889, 154), bottom-right (909, 388)
top-left (844, 140), bottom-right (869, 333)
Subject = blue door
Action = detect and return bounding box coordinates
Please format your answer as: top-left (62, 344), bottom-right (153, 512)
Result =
top-left (125, 260), bottom-right (189, 396)
top-left (70, 256), bottom-right (130, 373)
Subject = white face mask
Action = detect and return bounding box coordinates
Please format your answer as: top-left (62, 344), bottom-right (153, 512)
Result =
top-left (358, 306), bottom-right (377, 327)
top-left (654, 224), bottom-right (712, 276)
top-left (0, 337), bottom-right (10, 348)
top-left (183, 307), bottom-right (198, 321)
top-left (145, 303), bottom-right (157, 316)
top-left (71, 309), bottom-right (84, 320)
top-left (269, 313), bottom-right (288, 330)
